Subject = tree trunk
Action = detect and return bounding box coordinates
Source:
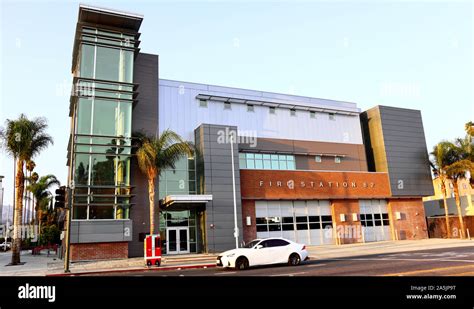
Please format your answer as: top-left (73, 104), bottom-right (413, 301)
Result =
top-left (148, 176), bottom-right (156, 235)
top-left (440, 179), bottom-right (451, 238)
top-left (36, 201), bottom-right (41, 244)
top-left (11, 159), bottom-right (24, 265)
top-left (25, 171), bottom-right (29, 225)
top-left (453, 180), bottom-right (465, 239)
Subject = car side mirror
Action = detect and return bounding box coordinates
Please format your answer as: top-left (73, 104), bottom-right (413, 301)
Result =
top-left (255, 245), bottom-right (263, 249)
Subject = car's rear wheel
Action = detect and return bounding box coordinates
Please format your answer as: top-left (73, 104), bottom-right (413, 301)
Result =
top-left (235, 257), bottom-right (249, 270)
top-left (288, 253), bottom-right (301, 266)
top-left (155, 260), bottom-right (161, 267)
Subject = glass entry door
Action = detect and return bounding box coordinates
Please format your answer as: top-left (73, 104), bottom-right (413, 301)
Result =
top-left (166, 227), bottom-right (190, 254)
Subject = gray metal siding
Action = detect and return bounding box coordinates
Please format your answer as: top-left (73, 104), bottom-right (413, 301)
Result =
top-left (159, 80), bottom-right (363, 144)
top-left (129, 52), bottom-right (159, 257)
top-left (195, 124), bottom-right (243, 253)
top-left (424, 195), bottom-right (474, 217)
top-left (378, 106), bottom-right (434, 197)
top-left (71, 220), bottom-right (132, 243)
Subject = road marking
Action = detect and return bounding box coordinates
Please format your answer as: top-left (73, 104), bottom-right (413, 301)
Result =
top-left (270, 271), bottom-right (307, 277)
top-left (215, 271), bottom-right (237, 275)
top-left (307, 264), bottom-right (326, 267)
top-left (324, 257), bottom-right (474, 263)
top-left (381, 264), bottom-right (474, 276)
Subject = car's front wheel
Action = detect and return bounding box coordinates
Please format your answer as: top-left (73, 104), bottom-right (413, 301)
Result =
top-left (288, 253), bottom-right (301, 266)
top-left (235, 257), bottom-right (249, 270)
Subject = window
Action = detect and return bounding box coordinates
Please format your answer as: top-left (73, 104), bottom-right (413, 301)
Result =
top-left (259, 240), bottom-right (272, 248)
top-left (76, 99), bottom-right (92, 135)
top-left (267, 239), bottom-right (289, 247)
top-left (88, 206), bottom-right (114, 219)
top-left (310, 111), bottom-right (316, 118)
top-left (247, 104), bottom-right (254, 112)
top-left (360, 210), bottom-right (389, 227)
top-left (335, 156), bottom-right (342, 163)
top-left (199, 99), bottom-right (207, 107)
top-left (224, 102), bottom-right (231, 110)
top-left (329, 113), bottom-right (335, 120)
top-left (240, 153), bottom-right (295, 170)
top-left (290, 109), bottom-right (296, 116)
top-left (269, 107), bottom-right (276, 114)
top-left (73, 206), bottom-right (88, 219)
top-left (315, 155), bottom-right (322, 163)
top-left (158, 156), bottom-right (196, 199)
top-left (80, 44), bottom-right (95, 79)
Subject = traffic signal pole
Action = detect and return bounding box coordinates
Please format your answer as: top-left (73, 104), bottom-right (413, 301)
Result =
top-left (64, 187), bottom-right (72, 273)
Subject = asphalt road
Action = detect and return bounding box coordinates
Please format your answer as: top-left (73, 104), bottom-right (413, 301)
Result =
top-left (98, 246), bottom-right (474, 277)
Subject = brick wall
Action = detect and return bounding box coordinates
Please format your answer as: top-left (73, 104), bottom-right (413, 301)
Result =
top-left (240, 169), bottom-right (391, 200)
top-left (388, 198), bottom-right (428, 240)
top-left (427, 216), bottom-right (474, 239)
top-left (241, 200), bottom-right (257, 243)
top-left (332, 200), bottom-right (362, 244)
top-left (70, 242), bottom-right (129, 261)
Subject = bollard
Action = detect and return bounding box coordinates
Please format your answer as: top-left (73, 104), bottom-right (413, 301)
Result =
top-left (467, 229), bottom-right (471, 240)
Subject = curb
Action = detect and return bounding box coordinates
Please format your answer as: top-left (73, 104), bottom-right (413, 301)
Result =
top-left (46, 263), bottom-right (217, 276)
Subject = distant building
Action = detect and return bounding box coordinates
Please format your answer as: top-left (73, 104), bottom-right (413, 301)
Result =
top-left (423, 178), bottom-right (474, 217)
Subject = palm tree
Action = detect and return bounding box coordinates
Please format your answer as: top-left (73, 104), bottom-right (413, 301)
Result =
top-left (27, 175), bottom-right (60, 241)
top-left (0, 114), bottom-right (53, 265)
top-left (430, 141), bottom-right (458, 238)
top-left (445, 158), bottom-right (474, 239)
top-left (25, 160), bottom-right (36, 225)
top-left (134, 130), bottom-right (194, 235)
top-left (29, 172), bottom-right (39, 224)
top-left (465, 121), bottom-right (474, 137)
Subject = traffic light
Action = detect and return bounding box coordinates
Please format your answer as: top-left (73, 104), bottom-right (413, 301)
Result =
top-left (55, 186), bottom-right (67, 208)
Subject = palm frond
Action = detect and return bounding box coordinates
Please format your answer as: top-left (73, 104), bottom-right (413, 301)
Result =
top-left (445, 160), bottom-right (474, 180)
top-left (136, 141), bottom-right (158, 178)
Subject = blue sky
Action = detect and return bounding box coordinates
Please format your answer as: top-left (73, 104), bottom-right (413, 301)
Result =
top-left (0, 0), bottom-right (473, 207)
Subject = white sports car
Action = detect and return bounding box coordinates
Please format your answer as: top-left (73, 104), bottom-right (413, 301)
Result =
top-left (216, 238), bottom-right (309, 270)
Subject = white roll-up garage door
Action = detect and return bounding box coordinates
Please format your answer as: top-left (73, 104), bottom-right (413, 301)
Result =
top-left (359, 199), bottom-right (391, 242)
top-left (255, 200), bottom-right (334, 245)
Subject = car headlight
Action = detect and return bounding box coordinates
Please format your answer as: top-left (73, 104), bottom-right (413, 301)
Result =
top-left (226, 253), bottom-right (236, 258)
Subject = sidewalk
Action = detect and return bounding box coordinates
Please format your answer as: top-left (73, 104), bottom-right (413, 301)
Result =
top-left (0, 251), bottom-right (218, 276)
top-left (1, 239), bottom-right (472, 276)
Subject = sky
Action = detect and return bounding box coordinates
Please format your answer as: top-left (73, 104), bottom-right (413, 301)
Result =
top-left (0, 0), bottom-right (473, 208)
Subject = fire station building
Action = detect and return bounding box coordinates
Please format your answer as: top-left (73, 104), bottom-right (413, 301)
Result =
top-left (66, 5), bottom-right (434, 261)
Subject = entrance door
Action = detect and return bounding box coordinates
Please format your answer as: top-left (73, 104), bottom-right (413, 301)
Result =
top-left (167, 227), bottom-right (190, 254)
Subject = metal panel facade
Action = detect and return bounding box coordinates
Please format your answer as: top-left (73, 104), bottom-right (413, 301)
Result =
top-left (362, 106), bottom-right (434, 197)
top-left (195, 124), bottom-right (243, 252)
top-left (71, 220), bottom-right (132, 243)
top-left (160, 80), bottom-right (364, 145)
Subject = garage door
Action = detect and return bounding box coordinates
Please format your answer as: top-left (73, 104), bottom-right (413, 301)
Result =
top-left (255, 200), bottom-right (334, 245)
top-left (359, 200), bottom-right (391, 242)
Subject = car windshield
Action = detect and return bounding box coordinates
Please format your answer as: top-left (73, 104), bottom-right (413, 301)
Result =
top-left (243, 240), bottom-right (261, 248)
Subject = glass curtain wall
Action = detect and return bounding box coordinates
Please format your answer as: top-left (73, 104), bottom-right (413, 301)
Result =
top-left (72, 27), bottom-right (136, 220)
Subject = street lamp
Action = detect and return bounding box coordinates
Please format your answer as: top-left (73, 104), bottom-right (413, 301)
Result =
top-left (229, 133), bottom-right (239, 249)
